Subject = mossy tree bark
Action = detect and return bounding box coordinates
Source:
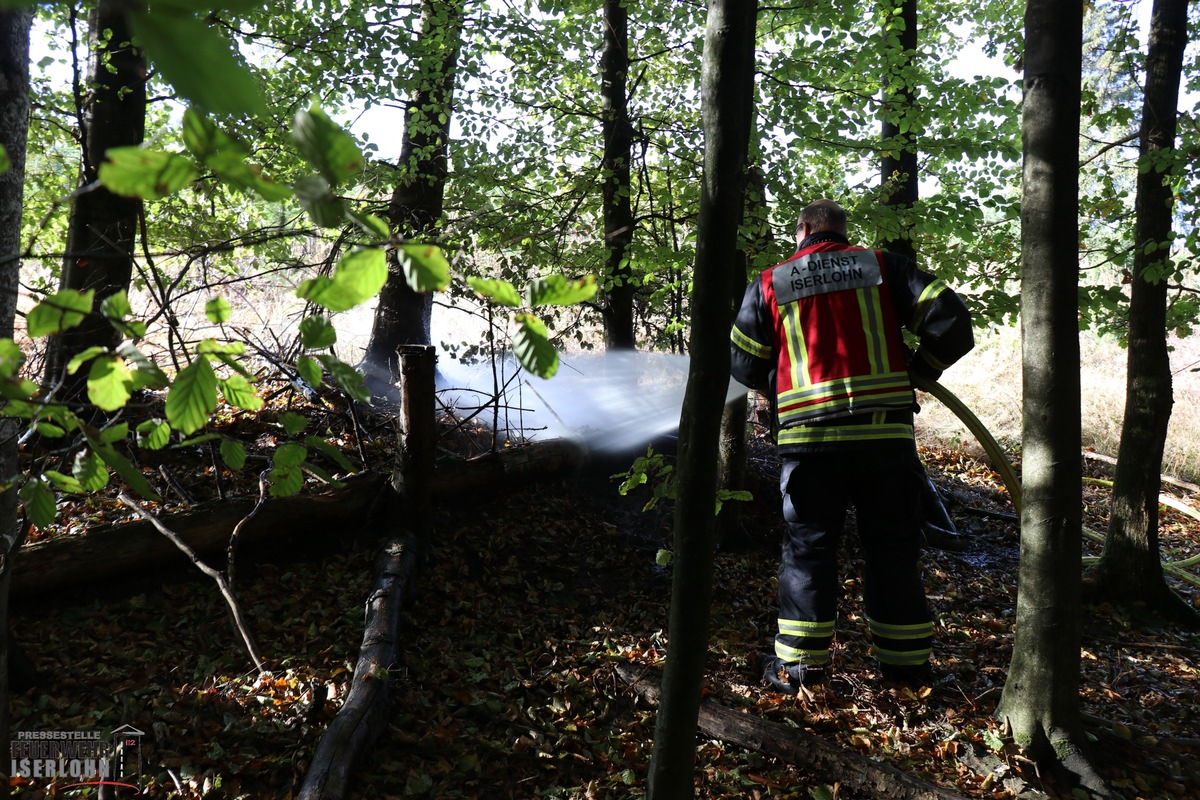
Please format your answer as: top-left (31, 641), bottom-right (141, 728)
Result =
top-left (1087, 0), bottom-right (1198, 627)
top-left (646, 2), bottom-right (757, 798)
top-left (997, 2), bottom-right (1109, 794)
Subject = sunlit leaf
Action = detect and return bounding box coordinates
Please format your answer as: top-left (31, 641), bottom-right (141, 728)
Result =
top-left (27, 289), bottom-right (94, 337)
top-left (220, 374), bottom-right (263, 411)
top-left (166, 358), bottom-right (218, 435)
top-left (512, 313), bottom-right (558, 378)
top-left (66, 346), bottom-right (108, 376)
top-left (398, 243), bottom-right (451, 292)
top-left (278, 411), bottom-right (308, 435)
top-left (0, 338), bottom-right (25, 378)
top-left (349, 209), bottom-right (389, 239)
top-left (99, 147), bottom-right (198, 200)
top-left (206, 296), bottom-right (232, 324)
top-left (296, 248), bottom-right (387, 312)
top-left (87, 356), bottom-right (135, 411)
top-left (467, 277), bottom-right (521, 308)
top-left (304, 436), bottom-right (354, 472)
top-left (42, 470), bottom-right (83, 494)
top-left (268, 464), bottom-right (303, 497)
top-left (315, 355), bottom-right (370, 403)
top-left (72, 450), bottom-right (110, 492)
top-left (526, 274), bottom-right (598, 307)
top-left (136, 418), bottom-right (172, 450)
top-left (299, 315), bottom-right (337, 349)
top-left (294, 175), bottom-right (346, 228)
top-left (296, 355), bottom-right (323, 387)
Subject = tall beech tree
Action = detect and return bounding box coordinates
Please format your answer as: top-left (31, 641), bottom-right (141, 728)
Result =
top-left (364, 0), bottom-right (463, 384)
top-left (600, 0), bottom-right (636, 349)
top-left (43, 0), bottom-right (145, 397)
top-left (646, 2), bottom-right (757, 797)
top-left (879, 0), bottom-right (919, 261)
top-left (996, 1), bottom-right (1107, 793)
top-left (1089, 0), bottom-right (1198, 625)
top-left (0, 4), bottom-right (32, 780)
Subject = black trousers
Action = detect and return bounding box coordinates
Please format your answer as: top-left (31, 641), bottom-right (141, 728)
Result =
top-left (775, 445), bottom-right (933, 668)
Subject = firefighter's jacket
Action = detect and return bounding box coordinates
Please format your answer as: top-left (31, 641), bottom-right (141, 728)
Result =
top-left (730, 232), bottom-right (974, 453)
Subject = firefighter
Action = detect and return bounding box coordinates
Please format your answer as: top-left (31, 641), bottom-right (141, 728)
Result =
top-left (730, 199), bottom-right (974, 693)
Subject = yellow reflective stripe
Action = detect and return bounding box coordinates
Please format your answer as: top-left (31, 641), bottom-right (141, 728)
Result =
top-left (916, 348), bottom-right (950, 372)
top-left (778, 371), bottom-right (911, 407)
top-left (873, 645), bottom-right (932, 666)
top-left (909, 279), bottom-right (947, 331)
top-left (780, 303), bottom-right (811, 389)
top-left (731, 325), bottom-right (771, 359)
top-left (778, 619), bottom-right (835, 638)
top-left (868, 618), bottom-right (935, 640)
top-left (857, 286), bottom-right (892, 374)
top-left (775, 641), bottom-right (831, 665)
top-left (777, 423), bottom-right (914, 447)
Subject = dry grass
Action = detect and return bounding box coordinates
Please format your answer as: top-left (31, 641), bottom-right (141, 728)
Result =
top-left (915, 325), bottom-right (1200, 485)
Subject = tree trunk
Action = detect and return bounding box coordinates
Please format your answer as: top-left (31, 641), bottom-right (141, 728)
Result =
top-left (43, 0), bottom-right (145, 397)
top-left (996, 2), bottom-right (1107, 794)
top-left (601, 0), bottom-right (636, 350)
top-left (647, 2), bottom-right (757, 798)
top-left (879, 0), bottom-right (918, 261)
top-left (0, 7), bottom-right (32, 792)
top-left (1087, 0), bottom-right (1197, 626)
top-left (363, 0), bottom-right (462, 388)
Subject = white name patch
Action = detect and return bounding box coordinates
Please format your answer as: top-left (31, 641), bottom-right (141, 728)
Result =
top-left (772, 250), bottom-right (882, 304)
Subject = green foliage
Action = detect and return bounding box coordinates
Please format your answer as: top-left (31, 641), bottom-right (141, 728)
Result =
top-left (614, 447), bottom-right (751, 515)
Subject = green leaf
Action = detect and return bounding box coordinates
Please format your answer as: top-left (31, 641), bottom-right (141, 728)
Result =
top-left (467, 277), bottom-right (522, 308)
top-left (130, 7), bottom-right (265, 117)
top-left (293, 107), bottom-right (365, 187)
top-left (42, 470), bottom-right (84, 494)
top-left (66, 346), bottom-right (108, 375)
top-left (87, 356), bottom-right (135, 411)
top-left (526, 274), bottom-right (598, 307)
top-left (118, 343), bottom-right (169, 390)
top-left (0, 338), bottom-right (25, 378)
top-left (136, 419), bottom-right (172, 450)
top-left (98, 147), bottom-right (198, 200)
top-left (182, 107), bottom-right (291, 201)
top-left (397, 243), bottom-right (451, 292)
top-left (19, 480), bottom-right (56, 528)
top-left (296, 355), bottom-right (323, 387)
top-left (27, 289), bottom-right (94, 337)
top-left (219, 374), bottom-right (263, 411)
top-left (0, 143), bottom-right (9, 173)
top-left (348, 209), bottom-right (390, 239)
top-left (220, 439), bottom-right (247, 471)
top-left (655, 549), bottom-right (672, 566)
top-left (100, 421), bottom-right (129, 443)
top-left (165, 358), bottom-right (218, 435)
top-left (273, 442), bottom-right (308, 468)
top-left (293, 175), bottom-right (346, 228)
top-left (100, 289), bottom-right (133, 321)
top-left (315, 355), bottom-right (370, 403)
top-left (73, 450), bottom-right (110, 492)
top-left (299, 315), bottom-right (338, 349)
top-left (205, 296), bottom-right (232, 324)
top-left (304, 436), bottom-right (354, 472)
top-left (35, 422), bottom-right (67, 438)
top-left (512, 313), bottom-right (558, 378)
top-left (296, 248), bottom-right (387, 312)
top-left (195, 339), bottom-right (247, 356)
top-left (268, 464), bottom-right (304, 497)
top-left (89, 438), bottom-right (159, 499)
top-left (278, 411), bottom-right (308, 435)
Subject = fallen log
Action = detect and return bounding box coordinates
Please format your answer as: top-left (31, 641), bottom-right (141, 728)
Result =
top-left (297, 531), bottom-right (420, 800)
top-left (614, 662), bottom-right (970, 800)
top-left (13, 438), bottom-right (585, 601)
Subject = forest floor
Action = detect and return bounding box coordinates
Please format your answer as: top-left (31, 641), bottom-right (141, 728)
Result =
top-left (8, 390), bottom-right (1200, 800)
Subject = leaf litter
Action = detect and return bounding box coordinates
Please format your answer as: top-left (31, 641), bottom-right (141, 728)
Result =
top-left (9, 406), bottom-right (1200, 799)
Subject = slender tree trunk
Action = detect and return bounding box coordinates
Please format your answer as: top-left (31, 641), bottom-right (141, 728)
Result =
top-left (364, 0), bottom-right (462, 385)
top-left (43, 0), bottom-right (145, 397)
top-left (879, 0), bottom-right (918, 261)
top-left (647, 2), bottom-right (756, 798)
top-left (0, 7), bottom-right (32, 791)
top-left (1087, 0), bottom-right (1197, 626)
top-left (997, 2), bottom-right (1107, 794)
top-left (601, 0), bottom-right (636, 350)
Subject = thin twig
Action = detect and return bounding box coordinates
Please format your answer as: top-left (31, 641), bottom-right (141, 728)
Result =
top-left (117, 492), bottom-right (268, 674)
top-left (227, 471), bottom-right (270, 594)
